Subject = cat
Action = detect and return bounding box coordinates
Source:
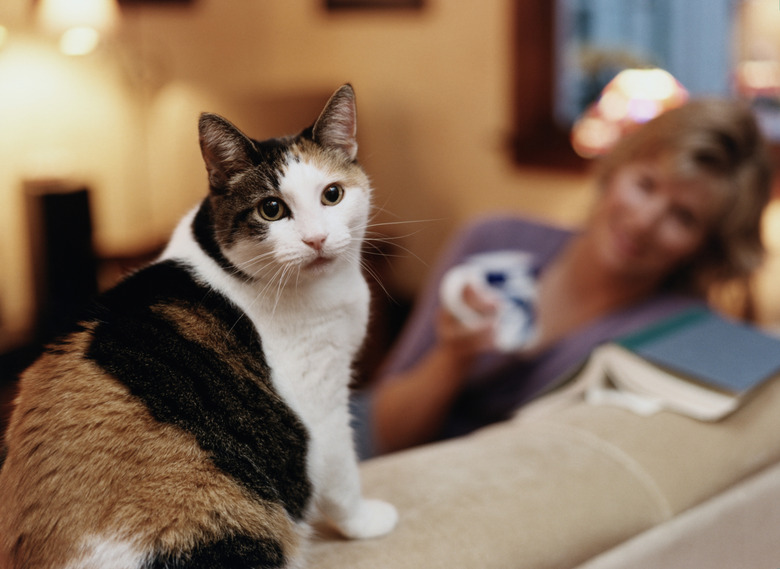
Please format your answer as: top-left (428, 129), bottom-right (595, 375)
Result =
top-left (0, 84), bottom-right (398, 569)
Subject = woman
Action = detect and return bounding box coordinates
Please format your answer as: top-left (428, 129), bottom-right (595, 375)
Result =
top-left (355, 99), bottom-right (773, 458)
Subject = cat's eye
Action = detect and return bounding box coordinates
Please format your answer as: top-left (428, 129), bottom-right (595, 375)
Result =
top-left (258, 198), bottom-right (288, 221)
top-left (321, 184), bottom-right (344, 206)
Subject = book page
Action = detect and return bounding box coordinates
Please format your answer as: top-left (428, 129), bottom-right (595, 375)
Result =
top-left (601, 344), bottom-right (739, 421)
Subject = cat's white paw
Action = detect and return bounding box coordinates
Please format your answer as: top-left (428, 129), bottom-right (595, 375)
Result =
top-left (337, 499), bottom-right (398, 540)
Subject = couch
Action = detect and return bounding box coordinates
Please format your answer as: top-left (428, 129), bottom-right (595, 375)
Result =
top-left (310, 374), bottom-right (780, 568)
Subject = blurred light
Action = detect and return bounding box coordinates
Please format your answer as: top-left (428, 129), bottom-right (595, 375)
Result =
top-left (37, 0), bottom-right (118, 56)
top-left (571, 68), bottom-right (688, 158)
top-left (572, 116), bottom-right (621, 155)
top-left (627, 98), bottom-right (661, 123)
top-left (598, 90), bottom-right (630, 122)
top-left (0, 26), bottom-right (7, 49)
top-left (59, 26), bottom-right (101, 56)
top-left (614, 68), bottom-right (679, 102)
top-left (38, 0), bottom-right (119, 33)
top-left (736, 60), bottom-right (780, 97)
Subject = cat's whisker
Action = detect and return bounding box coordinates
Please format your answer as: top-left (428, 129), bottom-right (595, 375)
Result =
top-left (360, 240), bottom-right (389, 258)
top-left (358, 235), bottom-right (429, 268)
top-left (245, 263), bottom-right (282, 306)
top-left (364, 228), bottom-right (429, 248)
top-left (358, 258), bottom-right (397, 304)
top-left (262, 264), bottom-right (287, 302)
top-left (294, 264), bottom-right (302, 292)
top-left (270, 263), bottom-right (296, 316)
top-left (241, 262), bottom-right (272, 282)
top-left (368, 202), bottom-right (418, 224)
top-left (367, 198), bottom-right (396, 219)
top-left (229, 262), bottom-right (289, 331)
top-left (236, 250), bottom-right (276, 265)
top-left (366, 218), bottom-right (441, 229)
top-left (362, 233), bottom-right (420, 251)
top-left (234, 252), bottom-right (277, 275)
top-left (273, 266), bottom-right (290, 310)
top-left (258, 261), bottom-right (290, 317)
top-left (232, 265), bottom-right (282, 329)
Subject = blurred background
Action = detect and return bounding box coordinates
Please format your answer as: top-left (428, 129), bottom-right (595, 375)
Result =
top-left (2, 0), bottom-right (780, 393)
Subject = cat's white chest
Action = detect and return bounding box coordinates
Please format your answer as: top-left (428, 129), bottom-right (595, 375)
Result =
top-left (244, 267), bottom-right (369, 421)
top-left (245, 268), bottom-right (369, 512)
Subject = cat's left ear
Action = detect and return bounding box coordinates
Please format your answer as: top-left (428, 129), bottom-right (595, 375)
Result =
top-left (312, 84), bottom-right (358, 162)
top-left (199, 113), bottom-right (256, 192)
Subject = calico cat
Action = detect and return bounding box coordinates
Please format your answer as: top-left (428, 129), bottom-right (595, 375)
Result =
top-left (0, 84), bottom-right (397, 569)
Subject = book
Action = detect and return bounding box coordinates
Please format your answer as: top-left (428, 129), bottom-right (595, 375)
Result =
top-left (577, 307), bottom-right (780, 421)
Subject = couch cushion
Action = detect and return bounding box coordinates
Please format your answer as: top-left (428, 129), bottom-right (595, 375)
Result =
top-left (576, 461), bottom-right (780, 569)
top-left (309, 376), bottom-right (780, 568)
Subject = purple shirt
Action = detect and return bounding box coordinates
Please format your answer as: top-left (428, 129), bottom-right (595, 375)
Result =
top-left (352, 215), bottom-right (701, 457)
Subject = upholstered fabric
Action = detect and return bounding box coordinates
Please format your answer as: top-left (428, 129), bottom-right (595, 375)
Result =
top-left (311, 376), bottom-right (780, 567)
top-left (578, 461), bottom-right (780, 569)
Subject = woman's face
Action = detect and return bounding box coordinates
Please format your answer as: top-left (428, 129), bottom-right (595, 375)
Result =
top-left (589, 159), bottom-right (721, 283)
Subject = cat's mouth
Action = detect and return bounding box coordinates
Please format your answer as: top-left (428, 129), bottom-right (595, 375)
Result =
top-left (305, 256), bottom-right (334, 271)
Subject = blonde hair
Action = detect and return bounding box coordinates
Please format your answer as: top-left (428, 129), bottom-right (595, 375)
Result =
top-left (595, 99), bottom-right (773, 298)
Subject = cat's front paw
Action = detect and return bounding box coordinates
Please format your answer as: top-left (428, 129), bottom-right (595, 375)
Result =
top-left (337, 499), bottom-right (398, 540)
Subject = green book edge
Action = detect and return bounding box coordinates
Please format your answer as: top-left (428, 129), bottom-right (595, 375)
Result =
top-left (616, 307), bottom-right (712, 352)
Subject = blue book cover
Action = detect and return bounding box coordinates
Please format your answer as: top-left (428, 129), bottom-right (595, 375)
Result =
top-left (616, 308), bottom-right (780, 395)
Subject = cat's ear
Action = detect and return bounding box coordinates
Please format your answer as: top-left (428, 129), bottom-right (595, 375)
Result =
top-left (312, 84), bottom-right (358, 162)
top-left (199, 113), bottom-right (256, 192)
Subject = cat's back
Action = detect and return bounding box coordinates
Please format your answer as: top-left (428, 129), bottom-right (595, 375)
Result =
top-left (0, 260), bottom-right (310, 569)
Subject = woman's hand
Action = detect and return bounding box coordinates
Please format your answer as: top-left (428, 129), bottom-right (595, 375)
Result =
top-left (436, 283), bottom-right (500, 360)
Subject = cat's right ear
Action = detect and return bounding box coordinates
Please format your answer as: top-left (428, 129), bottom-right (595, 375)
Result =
top-left (199, 113), bottom-right (256, 193)
top-left (312, 84), bottom-right (358, 162)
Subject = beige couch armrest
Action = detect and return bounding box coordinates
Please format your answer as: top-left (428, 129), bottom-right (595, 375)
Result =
top-left (311, 378), bottom-right (780, 568)
top-left (576, 461), bottom-right (780, 569)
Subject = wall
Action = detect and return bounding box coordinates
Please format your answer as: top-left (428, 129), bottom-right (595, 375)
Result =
top-left (118, 0), bottom-right (595, 287)
top-left (0, 0), bottom-right (594, 346)
top-left (0, 34), bottom-right (149, 344)
top-left (3, 0), bottom-right (780, 347)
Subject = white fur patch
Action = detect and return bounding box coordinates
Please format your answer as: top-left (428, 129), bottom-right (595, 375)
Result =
top-left (66, 536), bottom-right (146, 569)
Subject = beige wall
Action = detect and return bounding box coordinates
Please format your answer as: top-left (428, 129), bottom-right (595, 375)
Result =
top-left (27, 2), bottom-right (780, 341)
top-left (118, 0), bottom-right (595, 285)
top-left (2, 0), bottom-right (780, 345)
top-left (0, 35), bottom-right (150, 342)
top-left (0, 0), bottom-right (594, 345)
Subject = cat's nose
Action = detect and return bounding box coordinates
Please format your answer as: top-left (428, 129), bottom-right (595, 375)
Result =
top-left (303, 234), bottom-right (327, 251)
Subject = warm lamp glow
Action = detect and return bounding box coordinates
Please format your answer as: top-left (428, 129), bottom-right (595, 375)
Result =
top-left (59, 26), bottom-right (101, 56)
top-left (0, 26), bottom-right (7, 49)
top-left (38, 0), bottom-right (119, 55)
top-left (737, 60), bottom-right (780, 97)
top-left (614, 68), bottom-right (679, 102)
top-left (572, 116), bottom-right (621, 154)
top-left (38, 0), bottom-right (119, 33)
top-left (571, 68), bottom-right (688, 158)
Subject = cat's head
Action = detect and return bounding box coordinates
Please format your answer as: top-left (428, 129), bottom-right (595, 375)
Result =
top-left (195, 84), bottom-right (371, 284)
